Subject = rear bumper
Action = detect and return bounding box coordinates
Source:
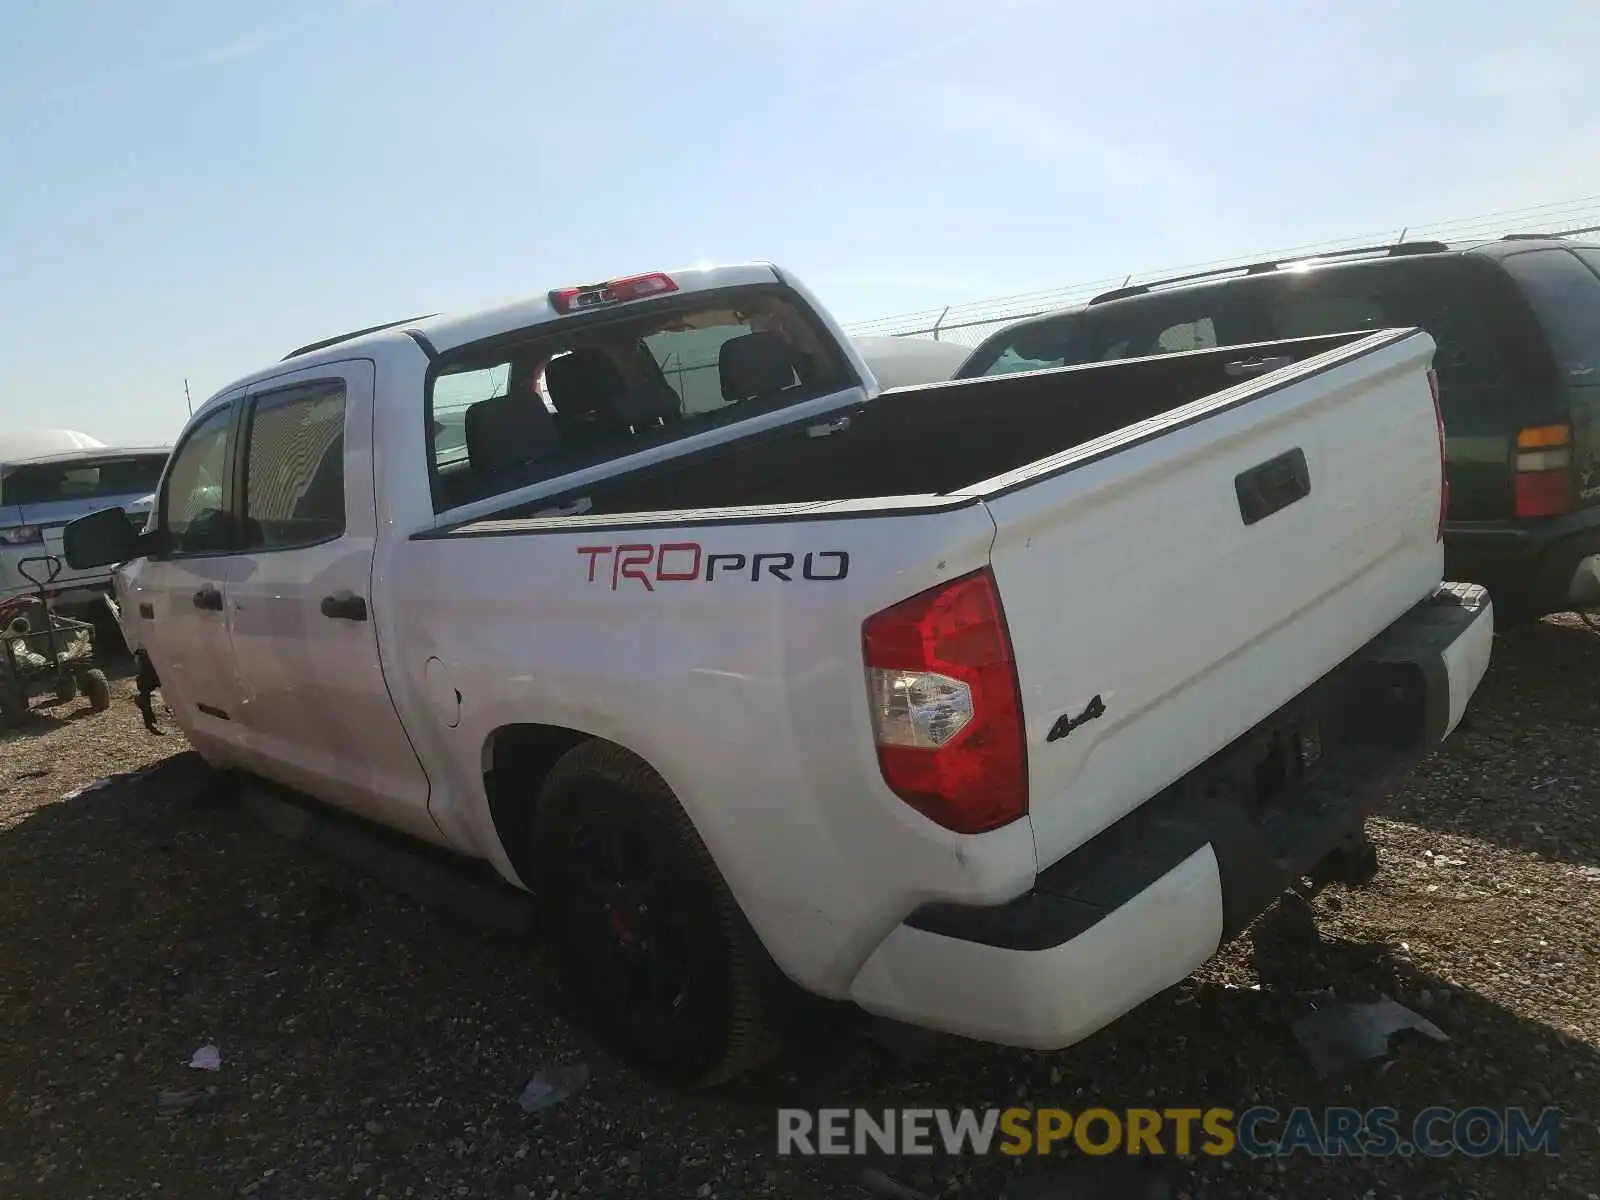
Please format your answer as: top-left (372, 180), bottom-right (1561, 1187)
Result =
top-left (1446, 514), bottom-right (1600, 614)
top-left (846, 583), bottom-right (1494, 1049)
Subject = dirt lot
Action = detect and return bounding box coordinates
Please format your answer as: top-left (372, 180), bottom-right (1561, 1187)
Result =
top-left (1, 622), bottom-right (1597, 1200)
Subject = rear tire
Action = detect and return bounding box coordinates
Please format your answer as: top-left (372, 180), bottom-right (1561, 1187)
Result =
top-left (54, 672), bottom-right (78, 704)
top-left (529, 741), bottom-right (779, 1087)
top-left (81, 669), bottom-right (111, 713)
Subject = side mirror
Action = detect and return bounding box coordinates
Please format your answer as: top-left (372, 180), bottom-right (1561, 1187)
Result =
top-left (63, 507), bottom-right (144, 570)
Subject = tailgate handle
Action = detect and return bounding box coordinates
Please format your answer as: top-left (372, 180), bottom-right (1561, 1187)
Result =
top-left (1225, 355), bottom-right (1293, 378)
top-left (1236, 448), bottom-right (1310, 526)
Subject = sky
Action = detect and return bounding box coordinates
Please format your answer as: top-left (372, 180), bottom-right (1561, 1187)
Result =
top-left (2, 0), bottom-right (1598, 445)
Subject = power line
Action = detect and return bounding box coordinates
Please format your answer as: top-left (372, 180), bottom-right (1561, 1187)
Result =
top-left (844, 194), bottom-right (1600, 345)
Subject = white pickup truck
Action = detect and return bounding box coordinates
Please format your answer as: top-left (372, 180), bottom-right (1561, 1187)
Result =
top-left (66, 263), bottom-right (1493, 1086)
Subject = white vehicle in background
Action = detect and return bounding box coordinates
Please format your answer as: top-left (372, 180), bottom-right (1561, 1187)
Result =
top-left (0, 432), bottom-right (167, 624)
top-left (849, 335), bottom-right (971, 388)
top-left (66, 263), bottom-right (1491, 1087)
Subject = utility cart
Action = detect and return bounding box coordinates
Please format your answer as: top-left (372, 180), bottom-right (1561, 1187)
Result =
top-left (0, 556), bottom-right (111, 728)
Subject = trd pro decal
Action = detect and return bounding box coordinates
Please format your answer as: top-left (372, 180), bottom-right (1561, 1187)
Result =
top-left (578, 542), bottom-right (849, 592)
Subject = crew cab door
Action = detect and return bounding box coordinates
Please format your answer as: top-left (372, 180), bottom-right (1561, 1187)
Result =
top-left (121, 393), bottom-right (247, 760)
top-left (225, 360), bottom-right (437, 844)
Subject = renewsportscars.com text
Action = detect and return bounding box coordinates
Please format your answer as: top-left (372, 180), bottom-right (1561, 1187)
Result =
top-left (776, 1106), bottom-right (1563, 1159)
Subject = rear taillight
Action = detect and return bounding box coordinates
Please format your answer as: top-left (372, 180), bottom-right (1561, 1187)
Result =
top-left (0, 525), bottom-right (43, 546)
top-left (861, 568), bottom-right (1027, 834)
top-left (1513, 422), bottom-right (1573, 518)
top-left (1427, 368), bottom-right (1448, 540)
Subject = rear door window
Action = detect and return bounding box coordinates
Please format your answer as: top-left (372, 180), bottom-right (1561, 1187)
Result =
top-left (1503, 249), bottom-right (1600, 382)
top-left (1085, 286), bottom-right (1257, 363)
top-left (242, 381), bottom-right (347, 550)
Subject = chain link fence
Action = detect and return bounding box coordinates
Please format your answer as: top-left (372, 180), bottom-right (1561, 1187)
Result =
top-left (844, 197), bottom-right (1600, 350)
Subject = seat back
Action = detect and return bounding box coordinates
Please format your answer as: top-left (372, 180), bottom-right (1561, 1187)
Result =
top-left (719, 332), bottom-right (800, 403)
top-left (545, 350), bottom-right (632, 443)
top-left (464, 394), bottom-right (560, 475)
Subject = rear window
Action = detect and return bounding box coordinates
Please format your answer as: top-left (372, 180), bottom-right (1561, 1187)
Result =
top-left (427, 286), bottom-right (853, 513)
top-left (1502, 249), bottom-right (1600, 382)
top-left (1, 452), bottom-right (168, 507)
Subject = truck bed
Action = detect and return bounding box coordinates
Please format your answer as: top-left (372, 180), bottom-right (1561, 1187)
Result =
top-left (481, 330), bottom-right (1374, 517)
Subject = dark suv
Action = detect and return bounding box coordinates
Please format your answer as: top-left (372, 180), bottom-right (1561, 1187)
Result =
top-left (956, 236), bottom-right (1600, 621)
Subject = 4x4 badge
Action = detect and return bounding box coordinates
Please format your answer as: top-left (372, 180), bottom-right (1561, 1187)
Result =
top-left (1047, 694), bottom-right (1107, 743)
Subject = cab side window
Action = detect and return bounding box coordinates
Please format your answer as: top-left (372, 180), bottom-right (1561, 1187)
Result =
top-left (242, 382), bottom-right (347, 550)
top-left (160, 404), bottom-right (234, 556)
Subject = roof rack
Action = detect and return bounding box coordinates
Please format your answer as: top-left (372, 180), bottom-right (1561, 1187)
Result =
top-left (1501, 224), bottom-right (1600, 241)
top-left (1087, 241), bottom-right (1452, 306)
top-left (282, 314), bottom-right (436, 361)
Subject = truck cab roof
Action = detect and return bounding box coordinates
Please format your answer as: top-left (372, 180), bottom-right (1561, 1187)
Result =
top-left (272, 265), bottom-right (785, 367)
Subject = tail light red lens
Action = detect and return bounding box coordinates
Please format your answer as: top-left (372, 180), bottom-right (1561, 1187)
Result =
top-left (861, 568), bottom-right (1027, 834)
top-left (1514, 470), bottom-right (1572, 518)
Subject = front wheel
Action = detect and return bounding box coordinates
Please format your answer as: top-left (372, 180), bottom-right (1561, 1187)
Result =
top-left (80, 669), bottom-right (111, 713)
top-left (530, 742), bottom-right (779, 1087)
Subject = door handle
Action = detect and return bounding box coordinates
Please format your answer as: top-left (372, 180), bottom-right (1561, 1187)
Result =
top-left (192, 587), bottom-right (224, 611)
top-left (320, 592), bottom-right (368, 622)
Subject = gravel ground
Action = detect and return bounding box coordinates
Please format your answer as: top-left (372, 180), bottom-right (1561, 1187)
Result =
top-left (1, 622), bottom-right (1597, 1200)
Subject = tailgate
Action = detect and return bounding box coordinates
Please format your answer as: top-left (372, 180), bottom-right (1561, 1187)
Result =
top-left (977, 330), bottom-right (1446, 868)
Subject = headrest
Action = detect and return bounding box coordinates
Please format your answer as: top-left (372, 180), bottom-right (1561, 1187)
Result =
top-left (719, 332), bottom-right (799, 403)
top-left (464, 394), bottom-right (558, 474)
top-left (544, 350), bottom-right (628, 418)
